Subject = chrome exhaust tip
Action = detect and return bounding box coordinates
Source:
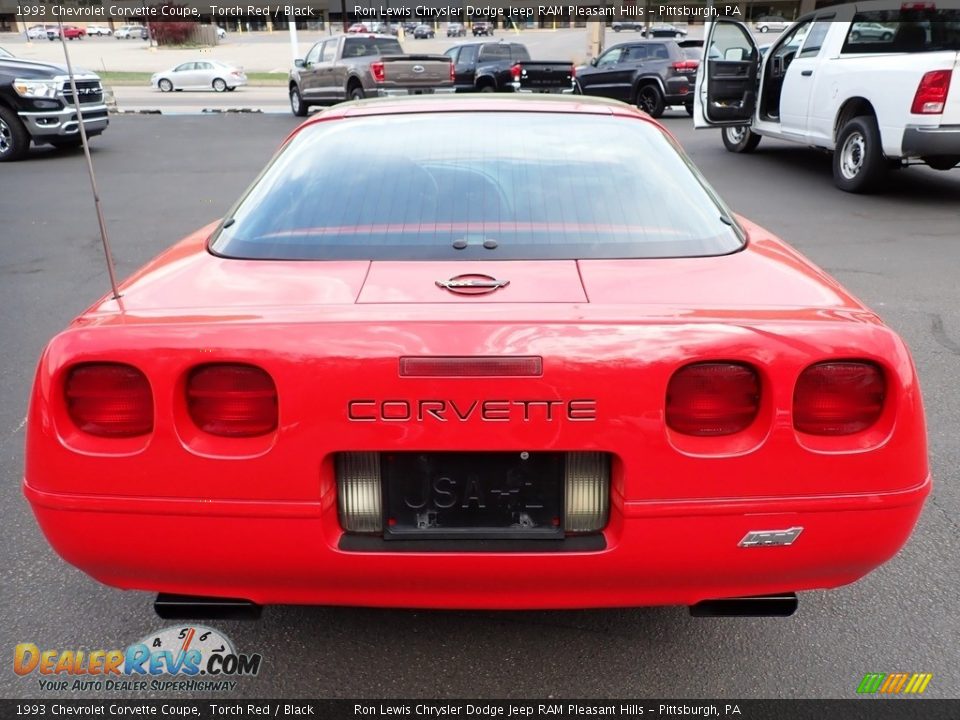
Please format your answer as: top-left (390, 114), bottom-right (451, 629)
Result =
top-left (154, 593), bottom-right (262, 620)
top-left (689, 593), bottom-right (798, 617)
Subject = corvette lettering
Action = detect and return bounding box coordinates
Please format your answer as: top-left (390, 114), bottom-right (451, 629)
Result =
top-left (347, 399), bottom-right (596, 422)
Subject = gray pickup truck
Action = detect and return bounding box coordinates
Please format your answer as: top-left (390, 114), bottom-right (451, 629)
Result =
top-left (289, 34), bottom-right (454, 116)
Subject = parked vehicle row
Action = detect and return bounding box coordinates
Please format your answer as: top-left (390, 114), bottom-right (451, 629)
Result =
top-left (611, 22), bottom-right (688, 38)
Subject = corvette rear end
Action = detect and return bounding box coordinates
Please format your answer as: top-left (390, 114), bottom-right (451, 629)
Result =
top-left (23, 97), bottom-right (929, 615)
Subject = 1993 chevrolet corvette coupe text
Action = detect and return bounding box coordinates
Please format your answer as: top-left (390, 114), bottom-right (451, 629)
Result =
top-left (23, 96), bottom-right (930, 618)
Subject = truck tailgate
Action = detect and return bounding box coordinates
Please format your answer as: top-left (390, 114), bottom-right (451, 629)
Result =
top-left (942, 52), bottom-right (960, 125)
top-left (515, 62), bottom-right (575, 92)
top-left (381, 55), bottom-right (452, 88)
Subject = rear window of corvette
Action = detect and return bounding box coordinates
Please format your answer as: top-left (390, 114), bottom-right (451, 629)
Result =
top-left (211, 111), bottom-right (745, 261)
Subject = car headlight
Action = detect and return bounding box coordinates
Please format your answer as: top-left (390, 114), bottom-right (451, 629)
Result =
top-left (13, 79), bottom-right (58, 98)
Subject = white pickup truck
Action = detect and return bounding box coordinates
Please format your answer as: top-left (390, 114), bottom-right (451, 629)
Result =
top-left (694, 2), bottom-right (960, 192)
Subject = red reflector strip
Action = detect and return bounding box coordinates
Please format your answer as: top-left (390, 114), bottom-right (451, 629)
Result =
top-left (399, 356), bottom-right (543, 377)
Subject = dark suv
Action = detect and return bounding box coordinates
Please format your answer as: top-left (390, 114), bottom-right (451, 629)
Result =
top-left (576, 40), bottom-right (697, 118)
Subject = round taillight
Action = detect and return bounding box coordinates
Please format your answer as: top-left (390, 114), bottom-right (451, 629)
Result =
top-left (186, 364), bottom-right (278, 438)
top-left (794, 361), bottom-right (885, 435)
top-left (666, 362), bottom-right (761, 436)
top-left (65, 363), bottom-right (153, 437)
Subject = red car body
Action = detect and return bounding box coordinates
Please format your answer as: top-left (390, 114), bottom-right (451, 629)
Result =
top-left (62, 26), bottom-right (86, 40)
top-left (23, 98), bottom-right (929, 612)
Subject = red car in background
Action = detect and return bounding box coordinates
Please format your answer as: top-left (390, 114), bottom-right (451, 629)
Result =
top-left (23, 96), bottom-right (929, 619)
top-left (62, 26), bottom-right (86, 40)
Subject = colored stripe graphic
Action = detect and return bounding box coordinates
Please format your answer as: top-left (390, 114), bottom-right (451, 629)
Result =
top-left (857, 673), bottom-right (932, 695)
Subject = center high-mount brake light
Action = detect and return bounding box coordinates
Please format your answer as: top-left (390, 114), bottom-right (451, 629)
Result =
top-left (186, 364), bottom-right (278, 437)
top-left (666, 362), bottom-right (761, 436)
top-left (65, 363), bottom-right (153, 437)
top-left (794, 361), bottom-right (885, 435)
top-left (911, 69), bottom-right (951, 114)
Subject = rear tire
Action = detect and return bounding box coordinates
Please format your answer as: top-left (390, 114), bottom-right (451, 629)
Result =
top-left (635, 84), bottom-right (665, 118)
top-left (290, 85), bottom-right (308, 117)
top-left (0, 105), bottom-right (30, 162)
top-left (212, 78), bottom-right (227, 92)
top-left (685, 102), bottom-right (694, 117)
top-left (349, 85), bottom-right (365, 101)
top-left (479, 84), bottom-right (496, 93)
top-left (721, 125), bottom-right (762, 153)
top-left (833, 115), bottom-right (886, 193)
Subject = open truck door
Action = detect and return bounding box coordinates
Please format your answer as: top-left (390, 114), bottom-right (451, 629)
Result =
top-left (694, 20), bottom-right (761, 128)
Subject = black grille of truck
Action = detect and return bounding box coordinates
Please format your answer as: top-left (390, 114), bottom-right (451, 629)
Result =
top-left (60, 80), bottom-right (103, 105)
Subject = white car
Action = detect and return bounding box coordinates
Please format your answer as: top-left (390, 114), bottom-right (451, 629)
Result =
top-left (216, 26), bottom-right (226, 39)
top-left (753, 16), bottom-right (791, 33)
top-left (151, 60), bottom-right (247, 92)
top-left (695, 3), bottom-right (960, 193)
top-left (26, 24), bottom-right (58, 40)
top-left (114, 25), bottom-right (147, 40)
top-left (86, 25), bottom-right (113, 37)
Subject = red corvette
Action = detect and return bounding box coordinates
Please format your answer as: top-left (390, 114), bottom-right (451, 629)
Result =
top-left (24, 97), bottom-right (929, 618)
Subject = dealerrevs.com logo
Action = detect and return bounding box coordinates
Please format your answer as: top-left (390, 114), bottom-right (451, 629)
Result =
top-left (14, 625), bottom-right (262, 692)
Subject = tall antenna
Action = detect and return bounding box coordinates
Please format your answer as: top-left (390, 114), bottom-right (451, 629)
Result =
top-left (56, 20), bottom-right (122, 302)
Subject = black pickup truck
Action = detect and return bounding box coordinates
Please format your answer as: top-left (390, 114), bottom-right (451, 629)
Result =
top-left (443, 41), bottom-right (575, 94)
top-left (0, 56), bottom-right (108, 161)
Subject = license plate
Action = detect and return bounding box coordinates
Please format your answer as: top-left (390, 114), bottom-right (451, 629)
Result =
top-left (383, 452), bottom-right (564, 539)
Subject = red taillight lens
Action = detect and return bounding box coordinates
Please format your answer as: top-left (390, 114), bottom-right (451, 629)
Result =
top-left (666, 362), bottom-right (760, 436)
top-left (671, 59), bottom-right (699, 71)
top-left (186, 364), bottom-right (278, 437)
top-left (510, 63), bottom-right (522, 81)
top-left (371, 61), bottom-right (385, 83)
top-left (65, 363), bottom-right (153, 437)
top-left (794, 361), bottom-right (885, 435)
top-left (911, 69), bottom-right (951, 114)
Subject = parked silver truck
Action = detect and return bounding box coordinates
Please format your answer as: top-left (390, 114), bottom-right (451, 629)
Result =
top-left (289, 34), bottom-right (454, 116)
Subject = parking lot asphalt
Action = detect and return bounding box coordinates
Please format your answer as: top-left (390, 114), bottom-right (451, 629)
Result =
top-left (1, 113), bottom-right (958, 699)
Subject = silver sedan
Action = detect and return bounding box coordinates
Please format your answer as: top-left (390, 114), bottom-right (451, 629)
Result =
top-left (151, 60), bottom-right (247, 93)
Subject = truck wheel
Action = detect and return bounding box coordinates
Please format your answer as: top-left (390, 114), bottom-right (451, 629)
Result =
top-left (685, 102), bottom-right (694, 117)
top-left (479, 84), bottom-right (496, 93)
top-left (349, 86), bottom-right (365, 101)
top-left (212, 78), bottom-right (227, 92)
top-left (290, 86), bottom-right (308, 117)
top-left (833, 115), bottom-right (886, 193)
top-left (635, 84), bottom-right (664, 118)
top-left (721, 125), bottom-right (761, 153)
top-left (0, 105), bottom-right (30, 162)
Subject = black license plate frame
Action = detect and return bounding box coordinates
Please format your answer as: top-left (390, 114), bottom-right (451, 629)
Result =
top-left (382, 451), bottom-right (565, 540)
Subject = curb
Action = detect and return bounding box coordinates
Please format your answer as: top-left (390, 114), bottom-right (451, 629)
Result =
top-left (109, 108), bottom-right (266, 114)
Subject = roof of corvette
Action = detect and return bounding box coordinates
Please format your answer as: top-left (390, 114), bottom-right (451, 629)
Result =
top-left (286, 95), bottom-right (664, 142)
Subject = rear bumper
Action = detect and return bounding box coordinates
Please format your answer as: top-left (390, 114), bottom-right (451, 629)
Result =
top-left (901, 124), bottom-right (960, 157)
top-left (19, 105), bottom-right (109, 139)
top-left (510, 82), bottom-right (577, 94)
top-left (23, 474), bottom-right (930, 609)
